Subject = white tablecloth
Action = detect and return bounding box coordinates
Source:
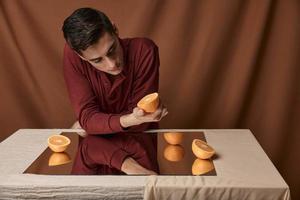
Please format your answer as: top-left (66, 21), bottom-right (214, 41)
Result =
top-left (0, 129), bottom-right (290, 200)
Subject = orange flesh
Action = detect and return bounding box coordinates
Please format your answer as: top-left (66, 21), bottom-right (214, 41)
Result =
top-left (195, 140), bottom-right (213, 152)
top-left (48, 135), bottom-right (70, 146)
top-left (139, 93), bottom-right (157, 104)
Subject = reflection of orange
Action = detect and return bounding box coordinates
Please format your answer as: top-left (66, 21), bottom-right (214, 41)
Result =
top-left (163, 132), bottom-right (183, 145)
top-left (48, 135), bottom-right (71, 152)
top-left (192, 139), bottom-right (215, 159)
top-left (48, 152), bottom-right (71, 166)
top-left (137, 92), bottom-right (159, 113)
top-left (192, 158), bottom-right (214, 175)
top-left (163, 144), bottom-right (185, 162)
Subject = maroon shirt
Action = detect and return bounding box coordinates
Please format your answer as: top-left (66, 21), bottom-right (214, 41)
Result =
top-left (63, 38), bottom-right (160, 135)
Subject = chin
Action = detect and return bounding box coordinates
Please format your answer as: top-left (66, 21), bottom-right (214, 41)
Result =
top-left (108, 68), bottom-right (122, 75)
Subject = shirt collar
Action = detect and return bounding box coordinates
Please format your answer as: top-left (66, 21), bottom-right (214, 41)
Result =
top-left (118, 37), bottom-right (129, 78)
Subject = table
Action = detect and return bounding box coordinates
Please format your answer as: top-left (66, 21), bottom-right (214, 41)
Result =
top-left (0, 129), bottom-right (290, 200)
top-left (23, 131), bottom-right (217, 176)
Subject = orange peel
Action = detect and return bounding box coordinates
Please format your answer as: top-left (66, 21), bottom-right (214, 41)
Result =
top-left (163, 144), bottom-right (185, 162)
top-left (137, 92), bottom-right (159, 113)
top-left (192, 139), bottom-right (215, 159)
top-left (47, 135), bottom-right (71, 153)
top-left (48, 152), bottom-right (71, 166)
top-left (192, 158), bottom-right (214, 175)
top-left (163, 132), bottom-right (184, 145)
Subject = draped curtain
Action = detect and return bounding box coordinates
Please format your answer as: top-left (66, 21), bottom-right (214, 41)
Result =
top-left (0, 0), bottom-right (299, 198)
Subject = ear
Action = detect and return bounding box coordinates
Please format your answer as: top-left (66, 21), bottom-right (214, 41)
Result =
top-left (112, 22), bottom-right (119, 36)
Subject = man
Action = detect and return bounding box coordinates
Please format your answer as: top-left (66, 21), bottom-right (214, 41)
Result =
top-left (62, 8), bottom-right (168, 175)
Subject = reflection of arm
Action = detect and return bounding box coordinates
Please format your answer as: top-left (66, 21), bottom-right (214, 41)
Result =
top-left (63, 45), bottom-right (124, 135)
top-left (123, 39), bottom-right (160, 132)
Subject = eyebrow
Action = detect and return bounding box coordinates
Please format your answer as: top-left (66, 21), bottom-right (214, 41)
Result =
top-left (88, 40), bottom-right (116, 62)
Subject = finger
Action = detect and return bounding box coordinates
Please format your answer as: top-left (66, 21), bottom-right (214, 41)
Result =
top-left (153, 107), bottom-right (163, 118)
top-left (132, 107), bottom-right (139, 117)
top-left (144, 104), bottom-right (165, 121)
top-left (158, 109), bottom-right (168, 120)
top-left (162, 110), bottom-right (168, 117)
top-left (160, 108), bottom-right (168, 115)
top-left (137, 108), bottom-right (145, 116)
top-left (155, 107), bottom-right (168, 120)
top-left (162, 111), bottom-right (168, 118)
top-left (153, 105), bottom-right (163, 116)
top-left (133, 107), bottom-right (145, 117)
top-left (133, 107), bottom-right (139, 113)
top-left (155, 112), bottom-right (163, 120)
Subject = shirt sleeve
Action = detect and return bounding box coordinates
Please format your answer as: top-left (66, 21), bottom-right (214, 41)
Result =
top-left (63, 44), bottom-right (124, 135)
top-left (124, 39), bottom-right (160, 132)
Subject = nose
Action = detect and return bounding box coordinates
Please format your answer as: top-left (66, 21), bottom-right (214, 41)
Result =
top-left (105, 57), bottom-right (116, 70)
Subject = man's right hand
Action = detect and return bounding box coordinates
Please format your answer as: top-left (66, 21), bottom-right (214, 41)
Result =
top-left (121, 157), bottom-right (157, 175)
top-left (120, 101), bottom-right (168, 128)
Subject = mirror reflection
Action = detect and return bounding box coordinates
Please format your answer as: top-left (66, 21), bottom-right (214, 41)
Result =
top-left (24, 131), bottom-right (216, 176)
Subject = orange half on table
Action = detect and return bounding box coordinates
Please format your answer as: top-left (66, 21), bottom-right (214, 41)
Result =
top-left (47, 135), bottom-right (71, 153)
top-left (192, 139), bottom-right (215, 159)
top-left (137, 92), bottom-right (159, 113)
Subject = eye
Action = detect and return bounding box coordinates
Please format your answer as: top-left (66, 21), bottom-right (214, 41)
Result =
top-left (107, 44), bottom-right (117, 57)
top-left (93, 58), bottom-right (102, 64)
top-left (107, 49), bottom-right (115, 57)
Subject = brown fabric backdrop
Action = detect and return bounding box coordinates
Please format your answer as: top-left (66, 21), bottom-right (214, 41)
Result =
top-left (0, 0), bottom-right (299, 198)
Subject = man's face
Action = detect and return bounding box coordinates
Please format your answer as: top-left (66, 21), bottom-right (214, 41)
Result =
top-left (79, 32), bottom-right (124, 75)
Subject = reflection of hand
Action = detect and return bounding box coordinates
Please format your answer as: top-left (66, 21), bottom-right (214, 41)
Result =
top-left (121, 157), bottom-right (157, 175)
top-left (120, 101), bottom-right (168, 128)
top-left (70, 121), bottom-right (87, 137)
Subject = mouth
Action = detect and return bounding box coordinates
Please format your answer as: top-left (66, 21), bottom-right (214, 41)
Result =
top-left (108, 66), bottom-right (123, 74)
top-left (111, 64), bottom-right (122, 71)
top-left (109, 68), bottom-right (120, 72)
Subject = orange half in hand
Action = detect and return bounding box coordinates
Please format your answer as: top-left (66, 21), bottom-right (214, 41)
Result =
top-left (47, 135), bottom-right (71, 153)
top-left (192, 158), bottom-right (214, 175)
top-left (163, 132), bottom-right (184, 145)
top-left (137, 92), bottom-right (159, 113)
top-left (192, 139), bottom-right (215, 159)
top-left (48, 152), bottom-right (71, 166)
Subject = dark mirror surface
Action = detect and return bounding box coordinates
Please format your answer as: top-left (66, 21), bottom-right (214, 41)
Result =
top-left (24, 132), bottom-right (216, 176)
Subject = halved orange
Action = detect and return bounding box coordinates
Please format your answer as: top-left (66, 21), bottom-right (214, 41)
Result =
top-left (137, 92), bottom-right (159, 113)
top-left (47, 135), bottom-right (71, 153)
top-left (192, 158), bottom-right (214, 175)
top-left (48, 152), bottom-right (71, 166)
top-left (163, 132), bottom-right (184, 145)
top-left (192, 139), bottom-right (215, 159)
top-left (163, 144), bottom-right (185, 162)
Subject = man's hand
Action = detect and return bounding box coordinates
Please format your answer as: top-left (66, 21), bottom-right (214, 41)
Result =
top-left (121, 157), bottom-right (157, 175)
top-left (120, 101), bottom-right (168, 128)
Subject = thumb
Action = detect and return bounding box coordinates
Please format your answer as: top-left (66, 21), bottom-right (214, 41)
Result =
top-left (133, 107), bottom-right (145, 117)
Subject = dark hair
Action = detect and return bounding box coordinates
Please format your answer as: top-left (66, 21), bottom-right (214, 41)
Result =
top-left (62, 8), bottom-right (115, 53)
